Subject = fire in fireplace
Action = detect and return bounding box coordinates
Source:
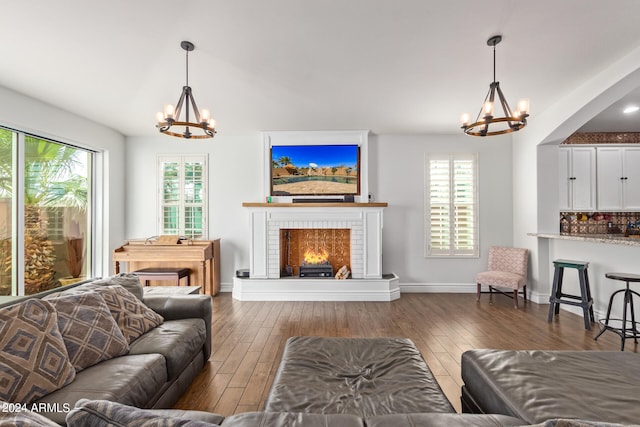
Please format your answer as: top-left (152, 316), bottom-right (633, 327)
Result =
top-left (279, 228), bottom-right (350, 278)
top-left (299, 249), bottom-right (334, 277)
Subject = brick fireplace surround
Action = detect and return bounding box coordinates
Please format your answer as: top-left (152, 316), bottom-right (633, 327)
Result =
top-left (233, 202), bottom-right (399, 301)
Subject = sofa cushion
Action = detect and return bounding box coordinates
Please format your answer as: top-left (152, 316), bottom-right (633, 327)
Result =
top-left (0, 299), bottom-right (75, 404)
top-left (89, 285), bottom-right (164, 343)
top-left (221, 412), bottom-right (364, 427)
top-left (128, 318), bottom-right (206, 380)
top-left (526, 420), bottom-right (632, 427)
top-left (66, 399), bottom-right (219, 426)
top-left (461, 349), bottom-right (640, 425)
top-left (43, 291), bottom-right (129, 371)
top-left (36, 354), bottom-right (168, 425)
top-left (366, 413), bottom-right (527, 427)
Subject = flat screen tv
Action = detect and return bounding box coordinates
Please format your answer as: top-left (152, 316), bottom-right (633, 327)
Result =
top-left (270, 144), bottom-right (360, 196)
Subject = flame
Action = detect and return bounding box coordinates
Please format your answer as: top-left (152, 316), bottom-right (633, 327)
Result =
top-left (303, 248), bottom-right (329, 264)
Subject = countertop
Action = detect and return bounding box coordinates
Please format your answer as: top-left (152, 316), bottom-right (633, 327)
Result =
top-left (528, 232), bottom-right (640, 247)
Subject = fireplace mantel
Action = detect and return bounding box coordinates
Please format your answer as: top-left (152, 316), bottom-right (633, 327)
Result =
top-left (234, 202), bottom-right (399, 301)
top-left (242, 202), bottom-right (388, 208)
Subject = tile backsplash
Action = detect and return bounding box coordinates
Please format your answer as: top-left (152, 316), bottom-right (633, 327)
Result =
top-left (560, 212), bottom-right (640, 235)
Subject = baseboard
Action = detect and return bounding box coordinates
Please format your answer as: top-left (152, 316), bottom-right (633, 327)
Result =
top-left (222, 281), bottom-right (602, 318)
top-left (400, 282), bottom-right (476, 293)
top-left (220, 282), bottom-right (234, 293)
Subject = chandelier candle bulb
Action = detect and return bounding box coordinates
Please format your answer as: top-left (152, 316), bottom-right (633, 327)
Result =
top-left (156, 112), bottom-right (165, 123)
top-left (164, 104), bottom-right (175, 119)
top-left (517, 98), bottom-right (530, 115)
top-left (483, 101), bottom-right (494, 117)
top-left (201, 109), bottom-right (211, 124)
top-left (460, 113), bottom-right (471, 127)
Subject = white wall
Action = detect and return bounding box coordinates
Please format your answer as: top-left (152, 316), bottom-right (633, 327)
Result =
top-left (372, 134), bottom-right (513, 290)
top-left (125, 132), bottom-right (514, 292)
top-left (124, 133), bottom-right (263, 288)
top-left (0, 85), bottom-right (126, 277)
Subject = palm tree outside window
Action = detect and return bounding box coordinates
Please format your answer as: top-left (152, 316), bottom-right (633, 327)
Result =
top-left (0, 128), bottom-right (92, 296)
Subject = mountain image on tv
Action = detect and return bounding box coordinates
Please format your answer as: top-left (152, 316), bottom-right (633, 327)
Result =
top-left (271, 144), bottom-right (360, 196)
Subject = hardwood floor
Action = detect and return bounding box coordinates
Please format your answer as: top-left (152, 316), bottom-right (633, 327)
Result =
top-left (173, 292), bottom-right (635, 416)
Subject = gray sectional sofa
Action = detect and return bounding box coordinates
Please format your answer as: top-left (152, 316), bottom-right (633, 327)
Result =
top-left (461, 349), bottom-right (640, 425)
top-left (0, 274), bottom-right (212, 425)
top-left (2, 280), bottom-right (638, 427)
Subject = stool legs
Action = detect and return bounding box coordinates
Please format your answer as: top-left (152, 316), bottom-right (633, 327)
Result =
top-left (548, 266), bottom-right (563, 323)
top-left (595, 283), bottom-right (640, 350)
top-left (548, 265), bottom-right (593, 330)
top-left (578, 269), bottom-right (595, 330)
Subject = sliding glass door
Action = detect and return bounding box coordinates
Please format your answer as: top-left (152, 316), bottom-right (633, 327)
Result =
top-left (0, 127), bottom-right (93, 296)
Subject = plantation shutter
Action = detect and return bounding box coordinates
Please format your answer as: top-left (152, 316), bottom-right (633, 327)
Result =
top-left (425, 153), bottom-right (478, 257)
top-left (158, 155), bottom-right (208, 239)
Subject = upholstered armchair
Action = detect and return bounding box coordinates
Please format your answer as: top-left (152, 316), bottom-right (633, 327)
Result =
top-left (476, 246), bottom-right (529, 308)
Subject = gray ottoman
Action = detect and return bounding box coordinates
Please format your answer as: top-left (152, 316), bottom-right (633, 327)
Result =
top-left (264, 336), bottom-right (455, 417)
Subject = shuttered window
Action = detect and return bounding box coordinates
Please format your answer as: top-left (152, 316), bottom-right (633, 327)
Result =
top-left (425, 153), bottom-right (478, 257)
top-left (158, 155), bottom-right (207, 239)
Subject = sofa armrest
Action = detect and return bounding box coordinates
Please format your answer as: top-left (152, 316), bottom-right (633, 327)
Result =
top-left (143, 295), bottom-right (212, 360)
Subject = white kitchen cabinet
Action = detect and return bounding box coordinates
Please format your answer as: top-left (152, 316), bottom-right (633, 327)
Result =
top-left (559, 146), bottom-right (596, 211)
top-left (597, 146), bottom-right (640, 210)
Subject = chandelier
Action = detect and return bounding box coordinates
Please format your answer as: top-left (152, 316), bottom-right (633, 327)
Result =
top-left (460, 35), bottom-right (529, 137)
top-left (156, 41), bottom-right (216, 139)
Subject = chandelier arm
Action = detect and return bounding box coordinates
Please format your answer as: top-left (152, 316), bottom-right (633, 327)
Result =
top-left (188, 90), bottom-right (202, 123)
top-left (495, 83), bottom-right (516, 123)
top-left (173, 87), bottom-right (187, 122)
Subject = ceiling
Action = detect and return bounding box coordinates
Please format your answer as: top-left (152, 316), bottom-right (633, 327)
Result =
top-left (1, 0), bottom-right (640, 137)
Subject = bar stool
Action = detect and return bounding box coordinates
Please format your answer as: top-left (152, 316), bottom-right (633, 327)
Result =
top-left (547, 259), bottom-right (595, 330)
top-left (132, 268), bottom-right (191, 287)
top-left (594, 272), bottom-right (640, 351)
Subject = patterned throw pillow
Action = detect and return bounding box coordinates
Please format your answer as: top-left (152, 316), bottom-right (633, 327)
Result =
top-left (0, 405), bottom-right (61, 426)
top-left (0, 300), bottom-right (75, 404)
top-left (44, 291), bottom-right (130, 371)
top-left (89, 273), bottom-right (144, 301)
top-left (91, 285), bottom-right (164, 343)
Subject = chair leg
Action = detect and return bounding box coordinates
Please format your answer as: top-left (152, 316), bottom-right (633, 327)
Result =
top-left (523, 285), bottom-right (527, 301)
top-left (489, 286), bottom-right (493, 304)
top-left (513, 290), bottom-right (519, 309)
top-left (476, 283), bottom-right (481, 301)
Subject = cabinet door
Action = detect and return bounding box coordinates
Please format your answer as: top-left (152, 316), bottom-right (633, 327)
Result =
top-left (570, 147), bottom-right (596, 211)
top-left (596, 147), bottom-right (623, 210)
top-left (558, 148), bottom-right (572, 210)
top-left (623, 147), bottom-right (640, 210)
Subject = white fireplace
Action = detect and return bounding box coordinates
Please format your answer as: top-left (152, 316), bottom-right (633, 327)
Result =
top-left (233, 203), bottom-right (399, 301)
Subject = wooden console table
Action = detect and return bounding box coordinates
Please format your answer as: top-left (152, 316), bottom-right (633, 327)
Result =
top-left (113, 239), bottom-right (220, 295)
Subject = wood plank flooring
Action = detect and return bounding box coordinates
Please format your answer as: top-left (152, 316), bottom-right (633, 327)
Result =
top-left (173, 292), bottom-right (634, 416)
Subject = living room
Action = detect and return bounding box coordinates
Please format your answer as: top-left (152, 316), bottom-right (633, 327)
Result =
top-left (1, 1), bottom-right (640, 425)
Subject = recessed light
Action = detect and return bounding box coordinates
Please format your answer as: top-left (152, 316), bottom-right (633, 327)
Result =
top-left (623, 105), bottom-right (639, 114)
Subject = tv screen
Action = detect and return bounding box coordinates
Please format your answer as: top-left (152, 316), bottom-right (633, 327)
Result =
top-left (270, 144), bottom-right (360, 196)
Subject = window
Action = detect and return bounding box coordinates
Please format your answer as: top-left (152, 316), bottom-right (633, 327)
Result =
top-left (158, 155), bottom-right (207, 239)
top-left (0, 128), bottom-right (93, 296)
top-left (425, 153), bottom-right (478, 257)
